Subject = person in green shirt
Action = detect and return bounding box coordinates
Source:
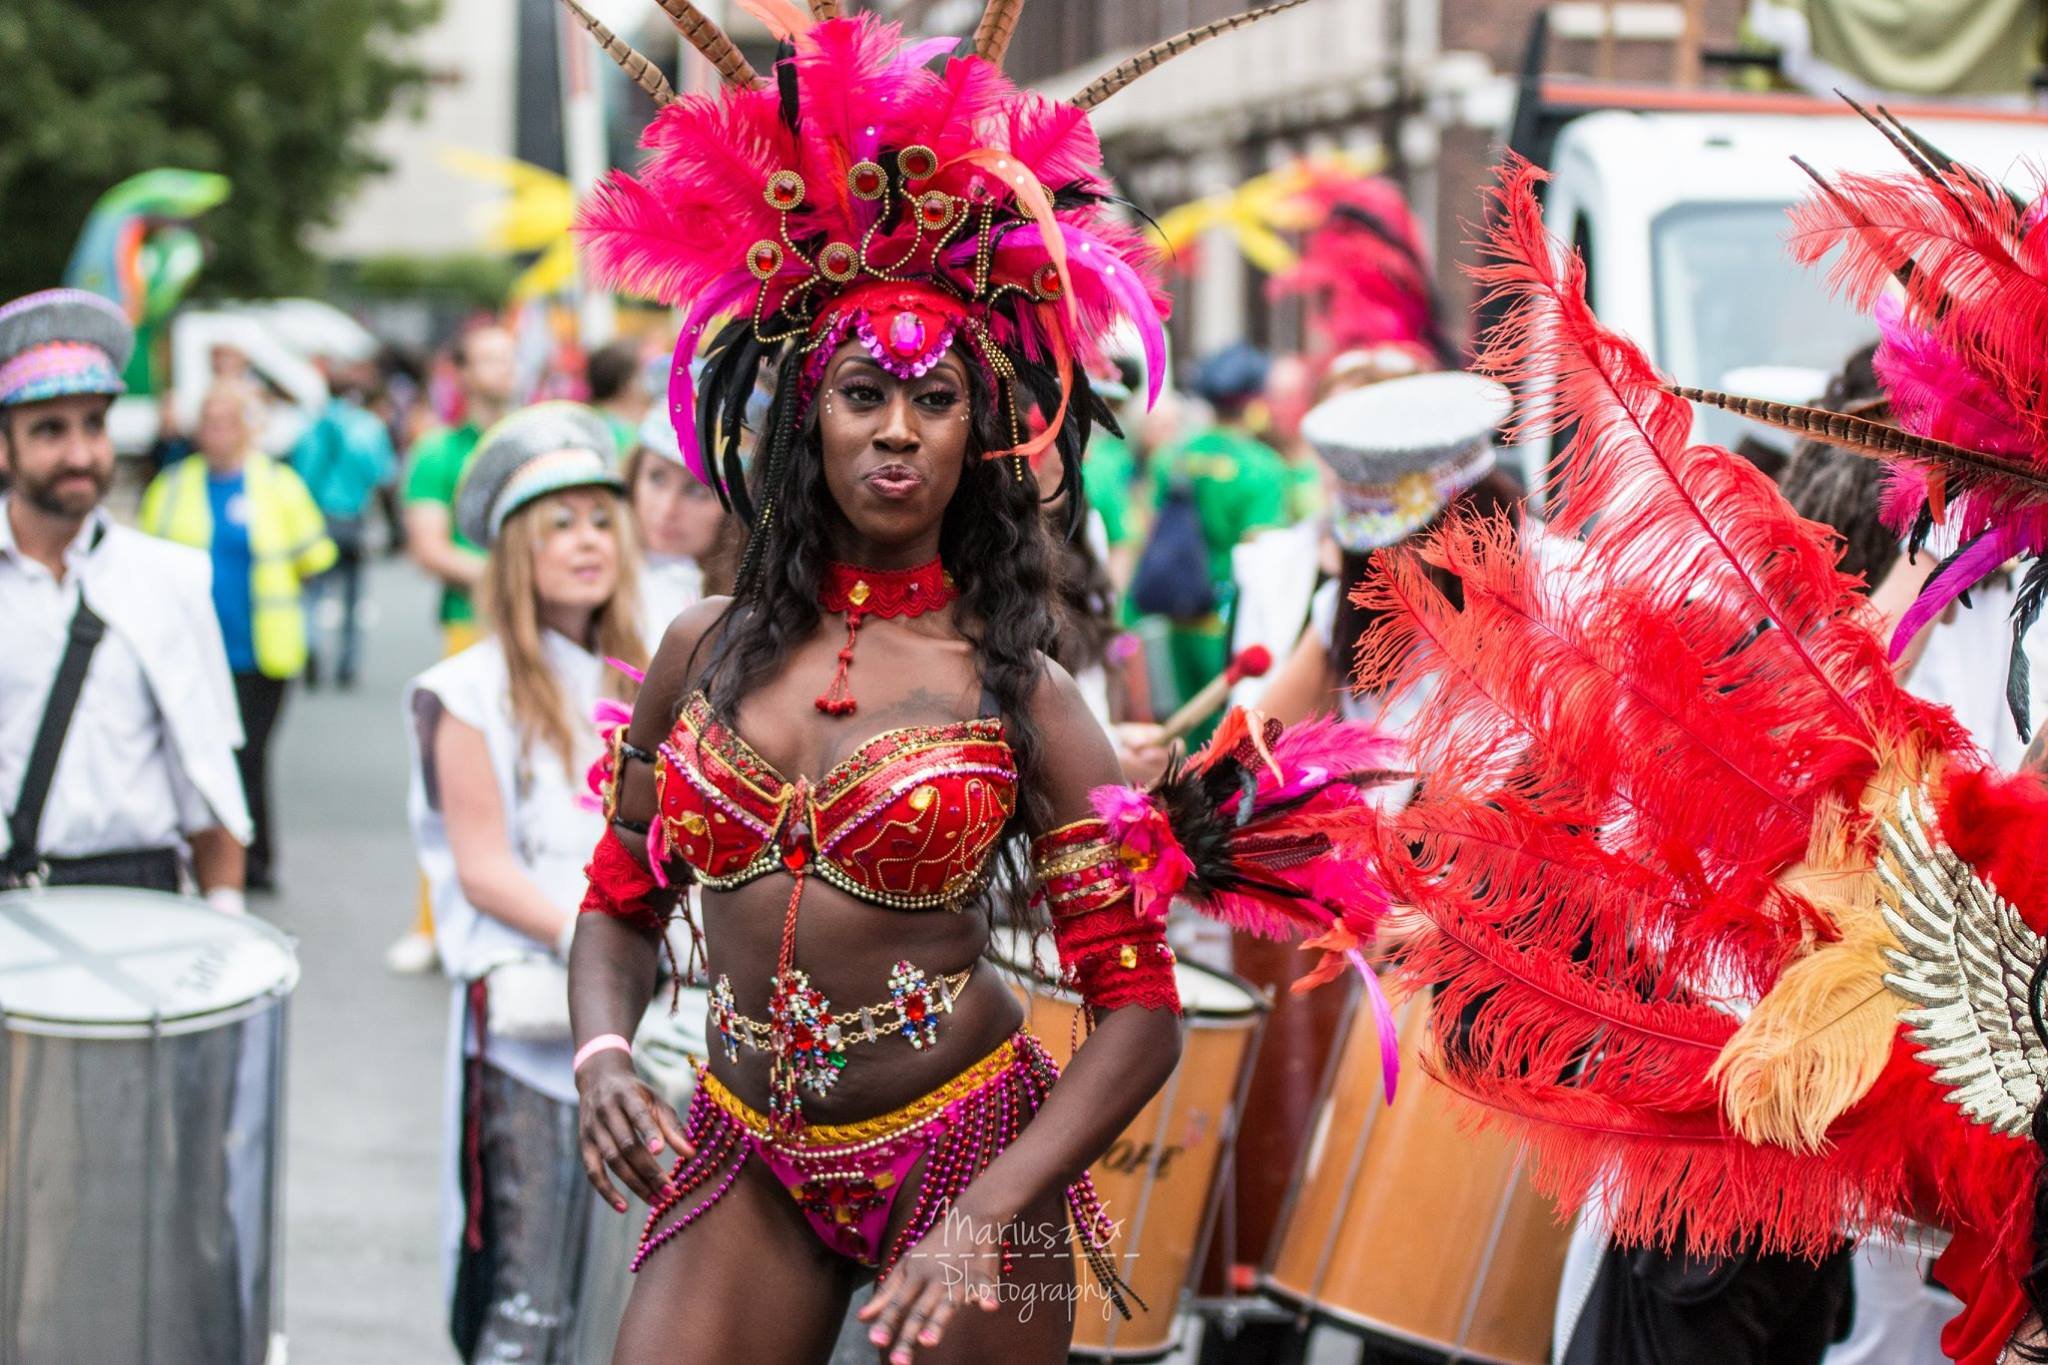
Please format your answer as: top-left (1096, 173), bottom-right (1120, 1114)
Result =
top-left (1150, 342), bottom-right (1291, 711)
top-left (403, 324), bottom-right (515, 653)
top-left (1081, 356), bottom-right (1144, 587)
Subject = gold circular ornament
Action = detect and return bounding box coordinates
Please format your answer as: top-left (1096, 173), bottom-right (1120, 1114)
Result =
top-left (848, 161), bottom-right (888, 201)
top-left (818, 241), bottom-right (860, 282)
top-left (747, 240), bottom-right (785, 281)
top-left (896, 145), bottom-right (938, 181)
top-left (765, 169), bottom-right (806, 211)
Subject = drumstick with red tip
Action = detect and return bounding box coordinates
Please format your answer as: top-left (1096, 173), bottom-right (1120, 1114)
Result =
top-left (1160, 645), bottom-right (1273, 742)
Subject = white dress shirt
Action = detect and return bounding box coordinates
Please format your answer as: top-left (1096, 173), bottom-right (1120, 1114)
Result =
top-left (0, 499), bottom-right (250, 861)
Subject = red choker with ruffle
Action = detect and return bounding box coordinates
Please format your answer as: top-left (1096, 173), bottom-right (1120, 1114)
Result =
top-left (815, 559), bottom-right (956, 716)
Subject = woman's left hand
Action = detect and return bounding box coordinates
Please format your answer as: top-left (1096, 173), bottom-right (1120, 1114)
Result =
top-left (858, 1201), bottom-right (1005, 1363)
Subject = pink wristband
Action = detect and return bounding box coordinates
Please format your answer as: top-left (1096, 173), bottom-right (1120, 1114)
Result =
top-left (574, 1033), bottom-right (633, 1072)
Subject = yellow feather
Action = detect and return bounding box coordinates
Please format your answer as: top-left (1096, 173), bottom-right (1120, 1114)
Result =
top-left (1712, 740), bottom-right (1946, 1149)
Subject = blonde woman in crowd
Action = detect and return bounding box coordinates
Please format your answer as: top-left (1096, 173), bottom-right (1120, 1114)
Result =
top-left (403, 404), bottom-right (645, 1363)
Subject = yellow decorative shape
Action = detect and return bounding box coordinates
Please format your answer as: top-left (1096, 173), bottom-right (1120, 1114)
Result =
top-left (679, 812), bottom-right (710, 837)
top-left (1118, 945), bottom-right (1138, 969)
top-left (848, 580), bottom-right (871, 607)
top-left (908, 784), bottom-right (937, 813)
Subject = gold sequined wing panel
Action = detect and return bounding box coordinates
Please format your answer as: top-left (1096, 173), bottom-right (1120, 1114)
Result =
top-left (1877, 784), bottom-right (2048, 1137)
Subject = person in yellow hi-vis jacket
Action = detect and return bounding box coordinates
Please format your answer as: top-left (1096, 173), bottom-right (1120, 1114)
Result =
top-left (141, 378), bottom-right (336, 893)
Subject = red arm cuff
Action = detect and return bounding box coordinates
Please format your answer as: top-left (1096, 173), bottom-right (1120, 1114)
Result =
top-left (580, 826), bottom-right (666, 936)
top-left (1033, 820), bottom-right (1181, 1016)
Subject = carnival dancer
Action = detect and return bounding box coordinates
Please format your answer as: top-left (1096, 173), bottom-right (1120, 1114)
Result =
top-left (0, 288), bottom-right (251, 901)
top-left (1353, 151), bottom-right (2048, 1365)
top-left (622, 407), bottom-right (731, 652)
top-left (404, 402), bottom-right (646, 1362)
top-left (555, 5), bottom-right (1404, 1363)
top-left (1226, 170), bottom-right (1444, 713)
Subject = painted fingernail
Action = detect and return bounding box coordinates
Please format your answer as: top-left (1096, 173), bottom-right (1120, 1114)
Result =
top-left (869, 1329), bottom-right (890, 1345)
top-left (919, 1329), bottom-right (940, 1345)
top-left (648, 1137), bottom-right (664, 1153)
top-left (615, 1200), bottom-right (628, 1212)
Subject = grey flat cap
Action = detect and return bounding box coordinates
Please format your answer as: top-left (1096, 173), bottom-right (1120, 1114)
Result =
top-left (455, 401), bottom-right (623, 547)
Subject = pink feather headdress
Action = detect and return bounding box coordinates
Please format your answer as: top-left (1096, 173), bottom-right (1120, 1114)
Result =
top-left (562, 2), bottom-right (1314, 503)
top-left (1268, 166), bottom-right (1452, 373)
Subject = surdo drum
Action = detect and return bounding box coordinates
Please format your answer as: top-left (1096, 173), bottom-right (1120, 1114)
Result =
top-left (1262, 989), bottom-right (1569, 1364)
top-left (0, 887), bottom-right (299, 1365)
top-left (990, 926), bottom-right (1264, 1362)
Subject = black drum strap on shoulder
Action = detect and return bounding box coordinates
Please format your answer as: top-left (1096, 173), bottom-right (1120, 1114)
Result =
top-left (4, 596), bottom-right (107, 887)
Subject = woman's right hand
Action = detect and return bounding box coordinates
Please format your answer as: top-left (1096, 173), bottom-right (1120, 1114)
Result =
top-left (576, 1054), bottom-right (694, 1211)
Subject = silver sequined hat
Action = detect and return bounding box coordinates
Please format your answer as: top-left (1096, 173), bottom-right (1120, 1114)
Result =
top-left (1301, 370), bottom-right (1512, 552)
top-left (0, 289), bottom-right (135, 408)
top-left (456, 402), bottom-right (623, 547)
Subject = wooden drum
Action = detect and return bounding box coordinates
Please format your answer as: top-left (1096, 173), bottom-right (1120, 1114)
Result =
top-left (989, 927), bottom-right (1264, 1361)
top-left (1262, 991), bottom-right (1568, 1364)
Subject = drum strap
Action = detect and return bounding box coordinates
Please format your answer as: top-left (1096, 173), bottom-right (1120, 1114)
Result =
top-left (4, 597), bottom-right (107, 886)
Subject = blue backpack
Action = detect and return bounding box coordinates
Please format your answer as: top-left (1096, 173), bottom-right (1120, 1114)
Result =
top-left (1130, 474), bottom-right (1216, 620)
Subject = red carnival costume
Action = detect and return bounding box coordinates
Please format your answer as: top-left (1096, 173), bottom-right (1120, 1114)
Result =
top-left (1356, 154), bottom-right (2048, 1364)
top-left (561, 0), bottom-right (1402, 1304)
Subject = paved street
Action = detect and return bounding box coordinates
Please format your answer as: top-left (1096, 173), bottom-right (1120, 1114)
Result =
top-left (264, 557), bottom-right (454, 1365)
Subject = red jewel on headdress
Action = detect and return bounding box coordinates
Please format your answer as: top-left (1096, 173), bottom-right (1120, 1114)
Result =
top-left (819, 242), bottom-right (860, 282)
top-left (814, 559), bottom-right (957, 717)
top-left (1031, 262), bottom-right (1065, 300)
top-left (917, 191), bottom-right (955, 232)
top-left (848, 161), bottom-right (887, 201)
top-left (897, 145), bottom-right (937, 181)
top-left (766, 170), bottom-right (805, 211)
top-left (749, 240), bottom-right (785, 281)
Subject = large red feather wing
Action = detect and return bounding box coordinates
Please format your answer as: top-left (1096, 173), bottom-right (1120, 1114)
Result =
top-left (1352, 157), bottom-right (1953, 1255)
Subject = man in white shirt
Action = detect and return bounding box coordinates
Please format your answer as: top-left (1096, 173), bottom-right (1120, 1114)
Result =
top-left (0, 288), bottom-right (251, 902)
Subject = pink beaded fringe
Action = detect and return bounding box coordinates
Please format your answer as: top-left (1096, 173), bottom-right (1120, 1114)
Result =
top-left (631, 1033), bottom-right (1136, 1316)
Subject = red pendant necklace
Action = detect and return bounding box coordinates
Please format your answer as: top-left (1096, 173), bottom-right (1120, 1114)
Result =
top-left (815, 558), bottom-right (956, 716)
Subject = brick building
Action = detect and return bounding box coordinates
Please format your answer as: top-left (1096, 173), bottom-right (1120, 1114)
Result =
top-left (978, 0), bottom-right (1749, 364)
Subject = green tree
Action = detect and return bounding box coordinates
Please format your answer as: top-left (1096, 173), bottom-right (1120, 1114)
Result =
top-left (0, 0), bottom-right (438, 300)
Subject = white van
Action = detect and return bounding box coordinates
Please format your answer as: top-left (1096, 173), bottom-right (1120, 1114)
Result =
top-left (1523, 104), bottom-right (2045, 486)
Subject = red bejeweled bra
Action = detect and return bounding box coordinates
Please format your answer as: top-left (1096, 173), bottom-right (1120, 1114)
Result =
top-left (654, 691), bottom-right (1018, 909)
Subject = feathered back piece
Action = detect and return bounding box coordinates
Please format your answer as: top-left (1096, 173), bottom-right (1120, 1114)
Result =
top-left (1354, 154), bottom-right (1992, 1259)
top-left (1673, 100), bottom-right (2048, 730)
top-left (1352, 157), bottom-right (2048, 1362)
top-left (1268, 166), bottom-right (1453, 370)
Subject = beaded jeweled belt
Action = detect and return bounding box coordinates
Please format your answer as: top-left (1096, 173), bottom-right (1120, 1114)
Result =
top-left (709, 959), bottom-right (974, 1128)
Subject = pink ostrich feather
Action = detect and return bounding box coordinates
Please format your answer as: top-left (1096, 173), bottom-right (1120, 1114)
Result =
top-left (574, 12), bottom-right (1166, 367)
